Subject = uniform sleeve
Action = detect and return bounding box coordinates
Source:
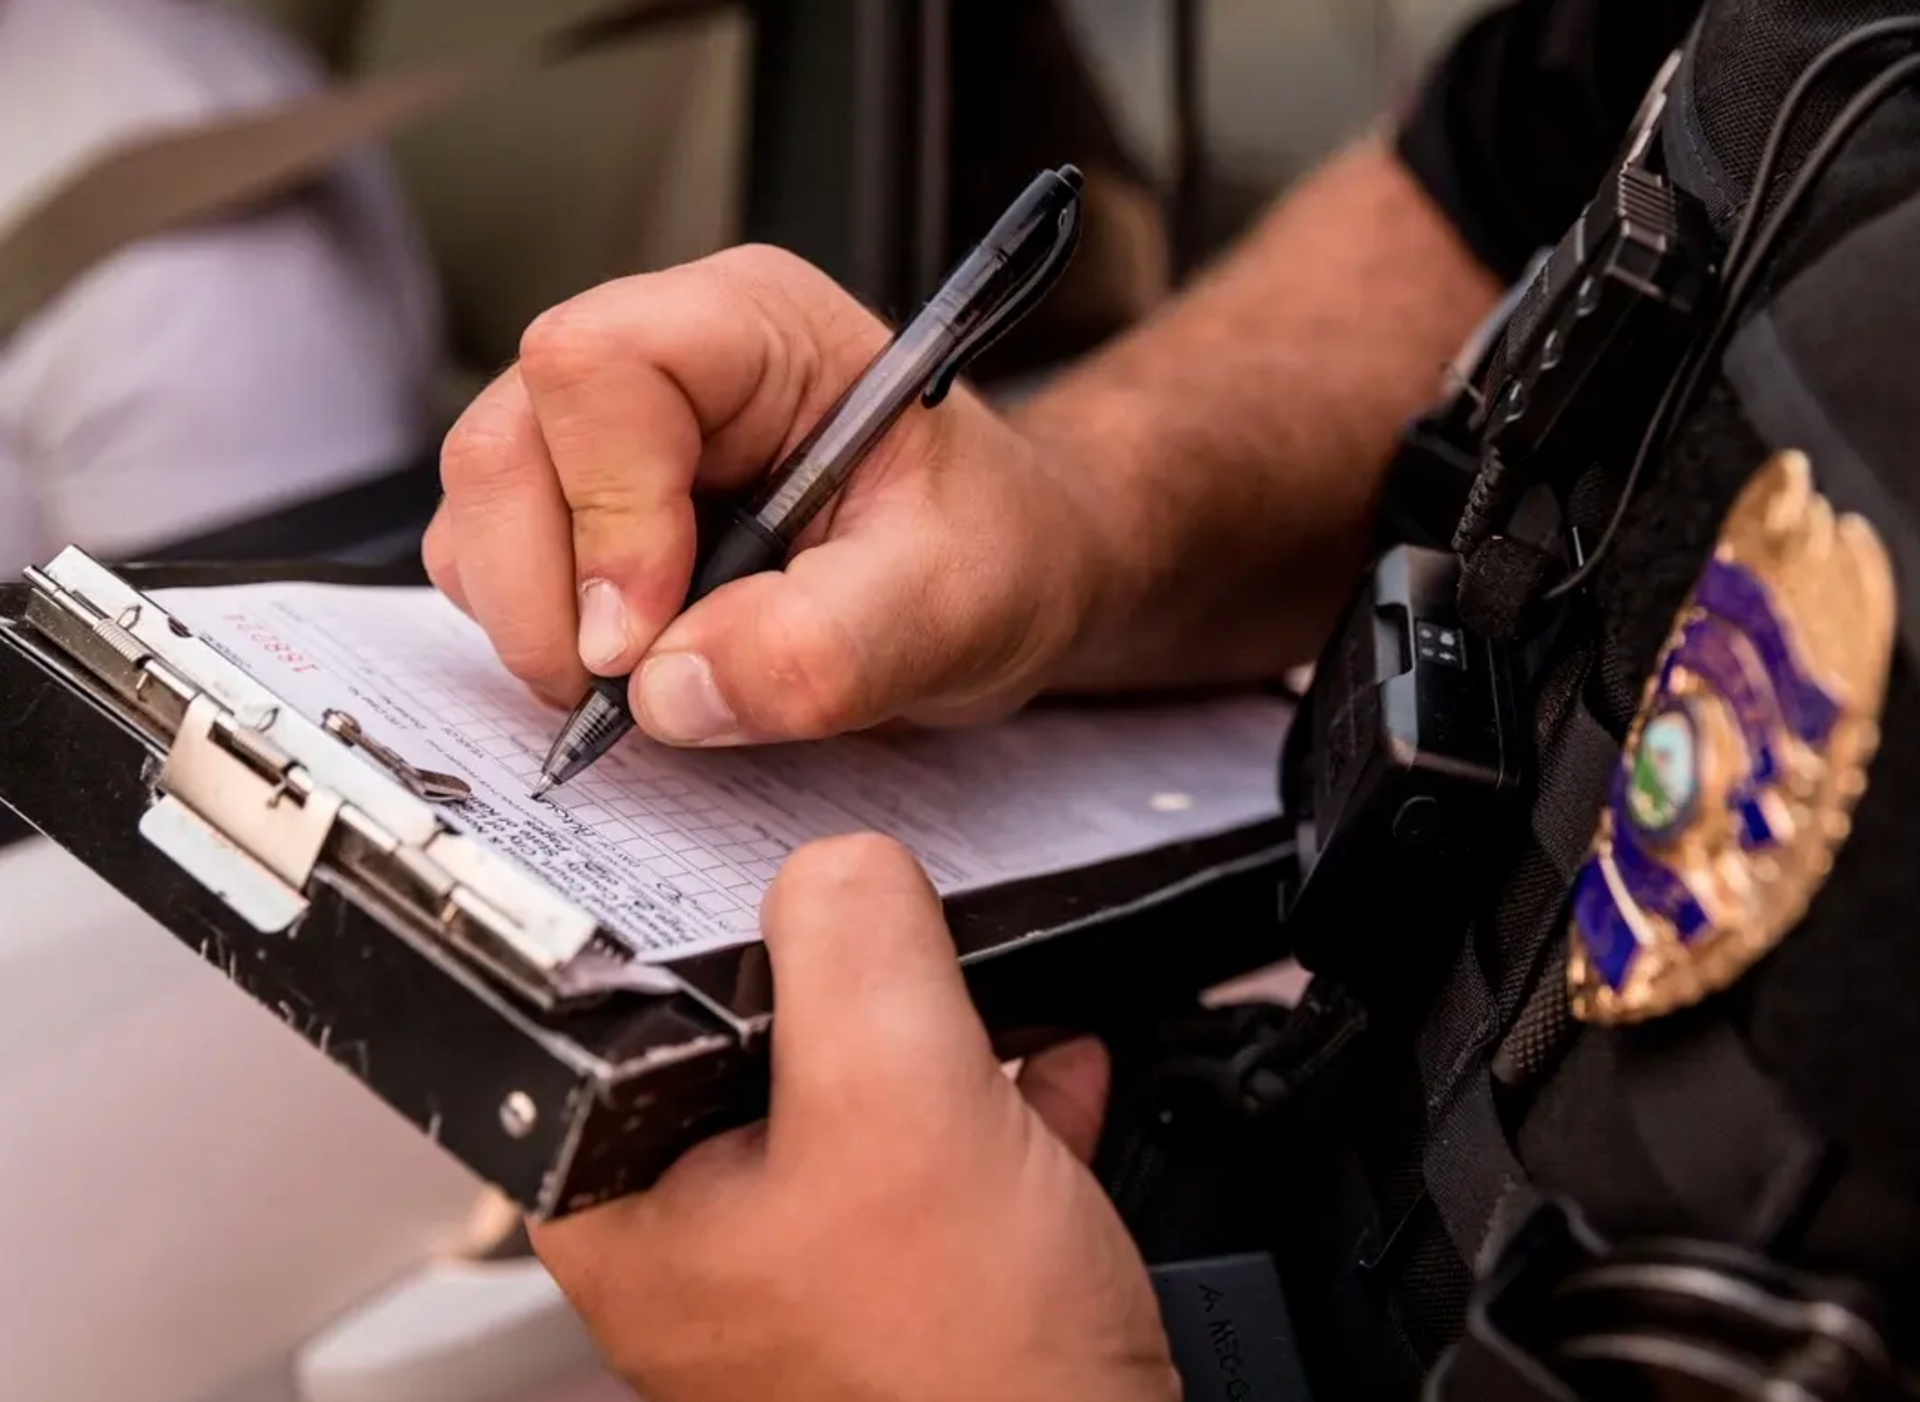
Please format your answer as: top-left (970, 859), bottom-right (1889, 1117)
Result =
top-left (1395, 0), bottom-right (1706, 284)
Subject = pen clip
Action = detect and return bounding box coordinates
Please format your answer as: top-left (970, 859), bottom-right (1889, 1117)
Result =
top-left (921, 170), bottom-right (1085, 409)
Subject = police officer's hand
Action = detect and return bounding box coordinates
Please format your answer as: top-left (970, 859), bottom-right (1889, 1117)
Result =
top-left (425, 244), bottom-right (1107, 744)
top-left (529, 835), bottom-right (1178, 1402)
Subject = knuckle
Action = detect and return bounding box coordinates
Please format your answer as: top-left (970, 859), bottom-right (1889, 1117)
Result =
top-left (708, 245), bottom-right (866, 394)
top-left (710, 241), bottom-right (821, 291)
top-left (569, 503), bottom-right (684, 603)
top-left (566, 485), bottom-right (644, 532)
top-left (438, 404), bottom-right (528, 503)
top-left (707, 255), bottom-right (822, 404)
top-left (517, 301), bottom-right (609, 392)
top-left (437, 416), bottom-right (495, 496)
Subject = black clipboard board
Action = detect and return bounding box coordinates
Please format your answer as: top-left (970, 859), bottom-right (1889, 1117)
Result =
top-left (0, 552), bottom-right (1294, 1217)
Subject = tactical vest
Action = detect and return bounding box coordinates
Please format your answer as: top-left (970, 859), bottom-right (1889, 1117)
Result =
top-left (1096, 6), bottom-right (1920, 1397)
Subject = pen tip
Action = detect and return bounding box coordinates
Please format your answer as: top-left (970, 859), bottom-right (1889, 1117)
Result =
top-left (530, 776), bottom-right (556, 801)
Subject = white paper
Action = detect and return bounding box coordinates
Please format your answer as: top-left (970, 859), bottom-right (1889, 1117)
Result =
top-left (152, 583), bottom-right (1287, 962)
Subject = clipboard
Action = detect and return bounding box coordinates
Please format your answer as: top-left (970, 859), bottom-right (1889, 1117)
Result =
top-left (0, 550), bottom-right (1294, 1218)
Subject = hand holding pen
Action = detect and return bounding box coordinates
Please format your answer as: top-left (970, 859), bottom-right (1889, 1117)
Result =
top-left (532, 166), bottom-right (1085, 793)
top-left (426, 167), bottom-right (1090, 779)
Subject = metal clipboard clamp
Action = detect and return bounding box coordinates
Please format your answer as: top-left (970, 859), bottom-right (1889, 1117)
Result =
top-left (19, 548), bottom-right (686, 1015)
top-left (0, 550), bottom-right (776, 1218)
top-left (0, 550), bottom-right (1297, 1217)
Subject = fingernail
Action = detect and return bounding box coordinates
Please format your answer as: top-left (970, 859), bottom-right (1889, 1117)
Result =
top-left (577, 579), bottom-right (631, 672)
top-left (638, 653), bottom-right (739, 744)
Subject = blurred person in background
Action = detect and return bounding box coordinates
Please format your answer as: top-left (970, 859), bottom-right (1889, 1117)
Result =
top-left (0, 0), bottom-right (443, 579)
top-left (0, 7), bottom-right (478, 1401)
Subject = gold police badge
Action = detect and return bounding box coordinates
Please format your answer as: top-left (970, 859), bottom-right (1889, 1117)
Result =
top-left (1568, 450), bottom-right (1895, 1025)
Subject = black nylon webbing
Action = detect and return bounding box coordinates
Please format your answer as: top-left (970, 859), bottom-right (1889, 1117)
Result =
top-left (1420, 1049), bottom-right (1524, 1268)
top-left (1491, 942), bottom-right (1571, 1087)
top-left (1418, 634), bottom-right (1619, 1263)
top-left (1528, 704), bottom-right (1619, 882)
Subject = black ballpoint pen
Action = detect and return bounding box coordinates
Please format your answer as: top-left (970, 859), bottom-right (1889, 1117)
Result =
top-left (533, 164), bottom-right (1086, 796)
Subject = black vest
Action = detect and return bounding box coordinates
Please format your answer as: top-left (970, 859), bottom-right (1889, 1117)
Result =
top-left (1098, 6), bottom-right (1920, 1395)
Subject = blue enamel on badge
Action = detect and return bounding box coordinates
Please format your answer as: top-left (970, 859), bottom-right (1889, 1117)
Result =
top-left (1568, 451), bottom-right (1896, 1025)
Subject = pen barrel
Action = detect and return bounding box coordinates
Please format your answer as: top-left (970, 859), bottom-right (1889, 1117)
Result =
top-left (588, 672), bottom-right (632, 712)
top-left (742, 315), bottom-right (960, 539)
top-left (686, 514), bottom-right (787, 605)
top-left (737, 167), bottom-right (1082, 546)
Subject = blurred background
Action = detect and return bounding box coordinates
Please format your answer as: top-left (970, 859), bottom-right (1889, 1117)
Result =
top-left (206, 0), bottom-right (1500, 429)
top-left (0, 2), bottom-right (1489, 1400)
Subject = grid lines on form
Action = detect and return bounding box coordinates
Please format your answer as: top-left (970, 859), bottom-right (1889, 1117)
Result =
top-left (163, 582), bottom-right (1291, 965)
top-left (557, 752), bottom-right (786, 909)
top-left (348, 616), bottom-right (783, 925)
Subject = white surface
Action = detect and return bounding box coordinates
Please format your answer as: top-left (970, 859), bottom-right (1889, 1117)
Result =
top-left (294, 1257), bottom-right (604, 1402)
top-left (155, 582), bottom-right (1291, 962)
top-left (0, 838), bottom-right (486, 1402)
top-left (0, 0), bottom-right (442, 577)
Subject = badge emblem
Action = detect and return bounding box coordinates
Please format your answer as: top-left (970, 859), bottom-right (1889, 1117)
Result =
top-left (1568, 451), bottom-right (1895, 1024)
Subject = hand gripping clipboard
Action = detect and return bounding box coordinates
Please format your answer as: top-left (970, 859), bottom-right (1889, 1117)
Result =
top-left (0, 550), bottom-right (1293, 1217)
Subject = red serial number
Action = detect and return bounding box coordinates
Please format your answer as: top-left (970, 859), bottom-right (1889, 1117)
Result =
top-left (221, 613), bottom-right (322, 675)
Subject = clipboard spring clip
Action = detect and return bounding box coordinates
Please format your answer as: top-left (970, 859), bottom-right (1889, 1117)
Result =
top-left (14, 553), bottom-right (682, 1012)
top-left (321, 709), bottom-right (472, 804)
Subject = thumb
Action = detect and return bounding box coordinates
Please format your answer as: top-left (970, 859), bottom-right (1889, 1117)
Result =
top-left (629, 524), bottom-right (985, 747)
top-left (1016, 1038), bottom-right (1113, 1163)
top-left (759, 835), bottom-right (998, 1131)
top-left (627, 477), bottom-right (1042, 748)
